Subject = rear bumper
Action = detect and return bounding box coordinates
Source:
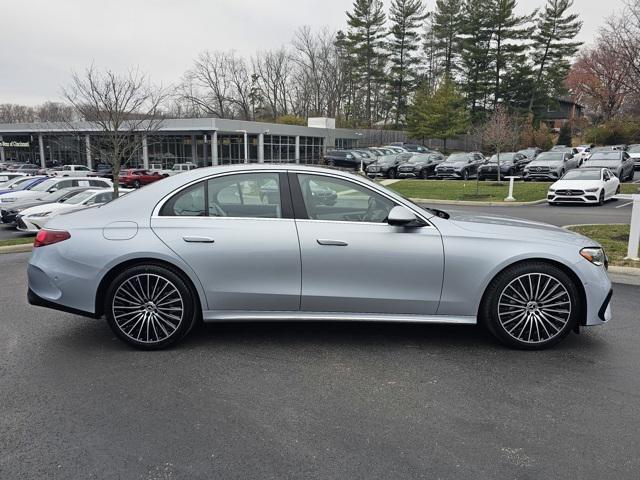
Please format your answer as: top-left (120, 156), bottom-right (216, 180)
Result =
top-left (28, 287), bottom-right (98, 319)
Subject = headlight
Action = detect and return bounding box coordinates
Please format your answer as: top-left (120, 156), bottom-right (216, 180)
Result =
top-left (580, 247), bottom-right (606, 267)
top-left (585, 188), bottom-right (599, 192)
top-left (1, 197), bottom-right (16, 203)
top-left (29, 211), bottom-right (52, 218)
top-left (548, 188), bottom-right (556, 193)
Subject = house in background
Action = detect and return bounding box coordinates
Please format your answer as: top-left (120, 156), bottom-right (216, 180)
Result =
top-left (538, 96), bottom-right (585, 132)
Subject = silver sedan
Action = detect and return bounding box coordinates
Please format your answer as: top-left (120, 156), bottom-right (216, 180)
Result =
top-left (27, 165), bottom-right (612, 350)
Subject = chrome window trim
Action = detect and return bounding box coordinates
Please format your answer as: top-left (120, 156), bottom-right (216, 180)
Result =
top-left (151, 167), bottom-right (433, 228)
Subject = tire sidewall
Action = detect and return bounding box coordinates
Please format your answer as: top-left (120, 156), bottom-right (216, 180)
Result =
top-left (481, 262), bottom-right (581, 350)
top-left (104, 264), bottom-right (197, 349)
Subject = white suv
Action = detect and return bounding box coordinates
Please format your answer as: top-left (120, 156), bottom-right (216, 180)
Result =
top-left (52, 165), bottom-right (94, 177)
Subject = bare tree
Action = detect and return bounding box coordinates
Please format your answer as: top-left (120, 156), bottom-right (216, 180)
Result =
top-left (63, 65), bottom-right (169, 197)
top-left (0, 104), bottom-right (37, 123)
top-left (479, 106), bottom-right (521, 183)
top-left (602, 0), bottom-right (640, 98)
top-left (253, 48), bottom-right (292, 120)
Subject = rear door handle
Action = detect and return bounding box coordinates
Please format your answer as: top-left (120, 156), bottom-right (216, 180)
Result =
top-left (183, 236), bottom-right (215, 243)
top-left (317, 239), bottom-right (348, 246)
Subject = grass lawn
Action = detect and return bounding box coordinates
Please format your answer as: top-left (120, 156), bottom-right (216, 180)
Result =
top-left (567, 224), bottom-right (640, 268)
top-left (0, 237), bottom-right (34, 248)
top-left (387, 179), bottom-right (640, 202)
top-left (388, 180), bottom-right (552, 202)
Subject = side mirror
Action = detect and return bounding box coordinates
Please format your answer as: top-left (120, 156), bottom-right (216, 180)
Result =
top-left (387, 206), bottom-right (424, 227)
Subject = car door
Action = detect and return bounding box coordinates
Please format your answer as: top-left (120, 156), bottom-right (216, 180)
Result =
top-left (290, 172), bottom-right (444, 315)
top-left (623, 152), bottom-right (633, 178)
top-left (602, 170), bottom-right (617, 198)
top-left (151, 171), bottom-right (301, 312)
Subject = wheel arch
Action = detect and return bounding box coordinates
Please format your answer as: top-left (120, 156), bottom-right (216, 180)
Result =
top-left (94, 257), bottom-right (204, 318)
top-left (478, 257), bottom-right (587, 326)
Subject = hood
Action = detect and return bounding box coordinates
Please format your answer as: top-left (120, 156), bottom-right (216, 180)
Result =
top-left (448, 212), bottom-right (595, 247)
top-left (550, 179), bottom-right (602, 190)
top-left (405, 158), bottom-right (431, 166)
top-left (21, 202), bottom-right (73, 216)
top-left (527, 159), bottom-right (562, 168)
top-left (0, 190), bottom-right (41, 203)
top-left (438, 161), bottom-right (467, 168)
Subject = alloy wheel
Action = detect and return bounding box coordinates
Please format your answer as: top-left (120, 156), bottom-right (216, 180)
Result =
top-left (112, 273), bottom-right (184, 344)
top-left (497, 273), bottom-right (572, 344)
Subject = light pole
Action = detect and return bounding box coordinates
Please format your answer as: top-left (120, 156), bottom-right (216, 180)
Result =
top-left (354, 132), bottom-right (364, 174)
top-left (235, 129), bottom-right (248, 164)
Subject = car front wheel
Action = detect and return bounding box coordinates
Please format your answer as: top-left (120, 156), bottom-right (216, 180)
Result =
top-left (481, 262), bottom-right (581, 349)
top-left (387, 168), bottom-right (396, 179)
top-left (105, 264), bottom-right (198, 349)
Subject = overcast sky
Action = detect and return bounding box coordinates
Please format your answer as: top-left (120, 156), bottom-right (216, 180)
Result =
top-left (1, 0), bottom-right (626, 105)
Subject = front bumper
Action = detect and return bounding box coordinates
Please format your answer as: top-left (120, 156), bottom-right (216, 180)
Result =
top-left (548, 191), bottom-right (600, 204)
top-left (16, 215), bottom-right (43, 232)
top-left (524, 171), bottom-right (560, 181)
top-left (0, 209), bottom-right (18, 224)
top-left (435, 170), bottom-right (463, 179)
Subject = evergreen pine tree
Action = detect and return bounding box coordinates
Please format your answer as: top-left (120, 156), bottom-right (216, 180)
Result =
top-left (528, 0), bottom-right (582, 113)
top-left (407, 78), bottom-right (469, 151)
top-left (346, 0), bottom-right (387, 126)
top-left (489, 0), bottom-right (535, 107)
top-left (432, 0), bottom-right (464, 77)
top-left (387, 0), bottom-right (428, 127)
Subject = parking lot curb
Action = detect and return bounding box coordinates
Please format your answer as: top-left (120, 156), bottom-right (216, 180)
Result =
top-left (0, 244), bottom-right (33, 255)
top-left (608, 265), bottom-right (640, 276)
top-left (411, 198), bottom-right (547, 207)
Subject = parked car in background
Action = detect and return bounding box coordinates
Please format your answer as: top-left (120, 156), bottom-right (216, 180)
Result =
top-left (148, 163), bottom-right (174, 177)
top-left (28, 164), bottom-right (612, 350)
top-left (582, 150), bottom-right (635, 181)
top-left (0, 172), bottom-right (26, 184)
top-left (51, 164), bottom-right (94, 177)
top-left (14, 163), bottom-right (41, 175)
top-left (434, 152), bottom-right (486, 180)
top-left (119, 169), bottom-right (165, 188)
top-left (551, 146), bottom-right (581, 163)
top-left (352, 150), bottom-right (374, 160)
top-left (587, 146), bottom-right (615, 159)
top-left (397, 152), bottom-right (445, 179)
top-left (365, 154), bottom-right (409, 179)
top-left (170, 163), bottom-right (198, 175)
top-left (323, 150), bottom-right (373, 169)
top-left (517, 148), bottom-right (541, 162)
top-left (0, 176), bottom-right (112, 204)
top-left (382, 146), bottom-right (408, 154)
top-left (0, 176), bottom-right (48, 198)
top-left (477, 152), bottom-right (529, 180)
top-left (17, 188), bottom-right (130, 233)
top-left (548, 168), bottom-right (620, 206)
top-left (612, 144), bottom-right (627, 151)
top-left (523, 151), bottom-right (580, 181)
top-left (90, 163), bottom-right (114, 179)
top-left (628, 144), bottom-right (640, 170)
top-left (401, 144), bottom-right (430, 153)
top-left (1, 187), bottom-right (93, 225)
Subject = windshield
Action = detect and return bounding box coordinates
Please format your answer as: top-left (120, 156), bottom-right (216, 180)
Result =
top-left (30, 178), bottom-right (58, 192)
top-left (629, 145), bottom-right (640, 153)
top-left (443, 153), bottom-right (468, 163)
top-left (488, 154), bottom-right (515, 163)
top-left (11, 177), bottom-right (39, 190)
top-left (64, 190), bottom-right (95, 205)
top-left (408, 154), bottom-right (430, 162)
top-left (37, 189), bottom-right (72, 202)
top-left (562, 170), bottom-right (602, 180)
top-left (535, 153), bottom-right (564, 162)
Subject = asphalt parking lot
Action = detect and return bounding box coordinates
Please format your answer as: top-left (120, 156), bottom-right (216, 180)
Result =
top-left (1, 251), bottom-right (639, 479)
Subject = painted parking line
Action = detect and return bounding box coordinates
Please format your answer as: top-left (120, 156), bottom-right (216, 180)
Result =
top-left (615, 201), bottom-right (634, 209)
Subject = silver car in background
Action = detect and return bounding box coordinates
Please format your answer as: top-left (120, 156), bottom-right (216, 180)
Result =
top-left (28, 165), bottom-right (612, 350)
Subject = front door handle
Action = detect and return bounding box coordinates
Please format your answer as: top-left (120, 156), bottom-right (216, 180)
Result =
top-left (317, 239), bottom-right (348, 246)
top-left (183, 236), bottom-right (215, 243)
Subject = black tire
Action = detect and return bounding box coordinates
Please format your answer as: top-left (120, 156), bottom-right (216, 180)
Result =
top-left (327, 160), bottom-right (335, 167)
top-left (420, 168), bottom-right (429, 180)
top-left (462, 169), bottom-right (469, 180)
top-left (387, 168), bottom-right (396, 179)
top-left (480, 261), bottom-right (581, 350)
top-left (133, 180), bottom-right (141, 188)
top-left (104, 264), bottom-right (199, 350)
top-left (616, 185), bottom-right (621, 195)
top-left (598, 190), bottom-right (605, 206)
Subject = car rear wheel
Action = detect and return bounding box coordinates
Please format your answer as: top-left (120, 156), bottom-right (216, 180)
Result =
top-left (133, 180), bottom-right (141, 188)
top-left (481, 262), bottom-right (580, 349)
top-left (105, 264), bottom-right (198, 349)
top-left (462, 170), bottom-right (469, 180)
top-left (420, 168), bottom-right (429, 180)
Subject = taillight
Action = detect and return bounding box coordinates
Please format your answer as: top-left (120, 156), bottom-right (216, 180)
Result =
top-left (34, 229), bottom-right (71, 248)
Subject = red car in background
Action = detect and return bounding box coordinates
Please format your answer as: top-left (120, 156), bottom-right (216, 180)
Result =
top-left (118, 169), bottom-right (164, 188)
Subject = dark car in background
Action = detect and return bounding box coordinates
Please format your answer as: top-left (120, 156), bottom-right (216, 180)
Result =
top-left (582, 150), bottom-right (635, 181)
top-left (523, 151), bottom-right (580, 181)
top-left (434, 152), bottom-right (486, 180)
top-left (477, 152), bottom-right (529, 180)
top-left (90, 163), bottom-right (114, 179)
top-left (397, 152), bottom-right (445, 179)
top-left (517, 147), bottom-right (541, 162)
top-left (365, 153), bottom-right (411, 179)
top-left (323, 150), bottom-right (373, 169)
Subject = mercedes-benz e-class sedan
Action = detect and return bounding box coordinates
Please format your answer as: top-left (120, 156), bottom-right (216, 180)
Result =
top-left (28, 165), bottom-right (612, 350)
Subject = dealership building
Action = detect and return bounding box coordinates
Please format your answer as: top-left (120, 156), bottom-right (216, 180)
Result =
top-left (0, 117), bottom-right (363, 169)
